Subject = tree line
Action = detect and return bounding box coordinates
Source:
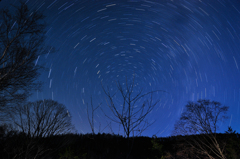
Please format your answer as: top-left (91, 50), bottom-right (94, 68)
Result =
top-left (0, 2), bottom-right (238, 159)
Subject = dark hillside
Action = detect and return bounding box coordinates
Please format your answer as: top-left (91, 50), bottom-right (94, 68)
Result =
top-left (1, 131), bottom-right (240, 159)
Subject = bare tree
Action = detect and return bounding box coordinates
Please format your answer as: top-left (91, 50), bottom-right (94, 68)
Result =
top-left (0, 2), bottom-right (52, 121)
top-left (173, 99), bottom-right (229, 159)
top-left (10, 99), bottom-right (75, 138)
top-left (86, 96), bottom-right (101, 135)
top-left (102, 76), bottom-right (162, 138)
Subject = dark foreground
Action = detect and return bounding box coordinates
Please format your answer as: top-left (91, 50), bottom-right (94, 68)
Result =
top-left (1, 131), bottom-right (240, 159)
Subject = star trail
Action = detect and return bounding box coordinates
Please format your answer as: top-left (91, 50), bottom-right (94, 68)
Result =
top-left (1, 0), bottom-right (240, 137)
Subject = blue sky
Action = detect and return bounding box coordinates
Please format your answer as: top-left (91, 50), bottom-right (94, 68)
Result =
top-left (1, 0), bottom-right (240, 137)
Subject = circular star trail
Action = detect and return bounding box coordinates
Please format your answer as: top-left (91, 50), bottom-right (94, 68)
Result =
top-left (1, 0), bottom-right (240, 137)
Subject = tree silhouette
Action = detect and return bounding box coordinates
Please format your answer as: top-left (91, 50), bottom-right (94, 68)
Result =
top-left (173, 99), bottom-right (229, 159)
top-left (0, 2), bottom-right (52, 121)
top-left (86, 96), bottom-right (101, 135)
top-left (102, 75), bottom-right (163, 138)
top-left (224, 126), bottom-right (240, 158)
top-left (10, 99), bottom-right (75, 137)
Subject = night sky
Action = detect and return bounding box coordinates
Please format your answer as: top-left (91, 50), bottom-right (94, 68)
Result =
top-left (1, 0), bottom-right (240, 137)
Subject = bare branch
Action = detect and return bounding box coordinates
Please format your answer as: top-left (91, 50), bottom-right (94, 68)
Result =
top-left (0, 2), bottom-right (53, 122)
top-left (10, 99), bottom-right (75, 137)
top-left (102, 75), bottom-right (164, 139)
top-left (173, 99), bottom-right (229, 159)
top-left (86, 96), bottom-right (101, 134)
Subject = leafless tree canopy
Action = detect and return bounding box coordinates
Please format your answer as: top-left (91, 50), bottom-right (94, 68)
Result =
top-left (173, 99), bottom-right (229, 135)
top-left (11, 99), bottom-right (75, 137)
top-left (173, 99), bottom-right (229, 159)
top-left (0, 3), bottom-right (50, 120)
top-left (102, 76), bottom-right (162, 138)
